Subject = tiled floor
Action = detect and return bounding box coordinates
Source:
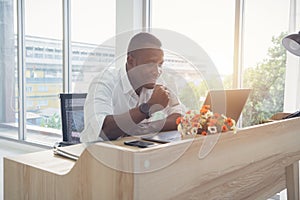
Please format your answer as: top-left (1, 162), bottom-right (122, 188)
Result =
top-left (0, 139), bottom-right (46, 200)
top-left (0, 138), bottom-right (288, 200)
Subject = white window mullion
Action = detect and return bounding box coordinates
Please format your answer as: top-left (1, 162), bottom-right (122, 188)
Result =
top-left (17, 0), bottom-right (26, 140)
top-left (142, 0), bottom-right (151, 31)
top-left (233, 0), bottom-right (244, 89)
top-left (63, 0), bottom-right (71, 93)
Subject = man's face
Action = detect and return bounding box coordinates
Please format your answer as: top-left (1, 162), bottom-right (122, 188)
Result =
top-left (127, 48), bottom-right (164, 89)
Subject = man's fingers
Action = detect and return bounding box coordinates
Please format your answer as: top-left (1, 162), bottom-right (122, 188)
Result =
top-left (155, 84), bottom-right (168, 90)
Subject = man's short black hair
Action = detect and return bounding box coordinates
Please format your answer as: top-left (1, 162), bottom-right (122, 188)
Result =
top-left (127, 32), bottom-right (162, 55)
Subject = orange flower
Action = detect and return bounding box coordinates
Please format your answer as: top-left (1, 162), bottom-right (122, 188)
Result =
top-left (226, 118), bottom-right (233, 127)
top-left (221, 125), bottom-right (228, 132)
top-left (200, 105), bottom-right (210, 114)
top-left (200, 108), bottom-right (207, 114)
top-left (201, 131), bottom-right (207, 136)
top-left (176, 117), bottom-right (182, 125)
top-left (204, 105), bottom-right (210, 109)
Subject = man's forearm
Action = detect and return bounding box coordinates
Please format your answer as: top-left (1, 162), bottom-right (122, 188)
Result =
top-left (161, 113), bottom-right (181, 131)
top-left (101, 108), bottom-right (181, 140)
top-left (101, 107), bottom-right (148, 140)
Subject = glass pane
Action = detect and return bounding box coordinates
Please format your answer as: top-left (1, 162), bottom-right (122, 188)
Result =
top-left (71, 0), bottom-right (116, 93)
top-left (152, 0), bottom-right (235, 110)
top-left (0, 0), bottom-right (18, 139)
top-left (24, 0), bottom-right (62, 145)
top-left (241, 0), bottom-right (289, 126)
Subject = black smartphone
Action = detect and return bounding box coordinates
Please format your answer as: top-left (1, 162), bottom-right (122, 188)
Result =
top-left (124, 140), bottom-right (155, 148)
top-left (283, 110), bottom-right (300, 119)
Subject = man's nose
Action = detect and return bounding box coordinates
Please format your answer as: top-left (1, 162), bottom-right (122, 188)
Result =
top-left (151, 67), bottom-right (160, 78)
top-left (152, 64), bottom-right (162, 76)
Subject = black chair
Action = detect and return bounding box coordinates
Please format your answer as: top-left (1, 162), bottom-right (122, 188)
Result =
top-left (58, 93), bottom-right (87, 146)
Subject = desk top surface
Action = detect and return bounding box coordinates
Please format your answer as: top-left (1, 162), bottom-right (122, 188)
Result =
top-left (4, 117), bottom-right (300, 176)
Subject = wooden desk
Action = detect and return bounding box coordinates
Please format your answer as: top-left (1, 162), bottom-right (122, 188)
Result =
top-left (4, 117), bottom-right (300, 200)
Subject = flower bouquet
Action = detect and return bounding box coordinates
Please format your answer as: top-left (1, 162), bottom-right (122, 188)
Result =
top-left (176, 105), bottom-right (237, 137)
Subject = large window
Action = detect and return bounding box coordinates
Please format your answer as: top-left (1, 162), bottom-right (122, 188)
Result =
top-left (0, 0), bottom-right (115, 146)
top-left (71, 0), bottom-right (115, 93)
top-left (241, 0), bottom-right (289, 126)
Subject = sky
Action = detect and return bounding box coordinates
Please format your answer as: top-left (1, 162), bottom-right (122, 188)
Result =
top-left (19, 0), bottom-right (290, 75)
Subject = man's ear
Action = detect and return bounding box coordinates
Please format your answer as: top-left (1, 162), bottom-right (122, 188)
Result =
top-left (127, 54), bottom-right (135, 68)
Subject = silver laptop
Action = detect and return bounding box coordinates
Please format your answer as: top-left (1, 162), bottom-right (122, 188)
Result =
top-left (202, 89), bottom-right (251, 122)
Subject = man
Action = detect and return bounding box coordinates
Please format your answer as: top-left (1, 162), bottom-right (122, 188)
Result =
top-left (80, 32), bottom-right (185, 142)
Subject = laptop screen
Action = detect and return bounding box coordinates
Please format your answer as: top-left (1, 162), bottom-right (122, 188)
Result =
top-left (202, 89), bottom-right (251, 122)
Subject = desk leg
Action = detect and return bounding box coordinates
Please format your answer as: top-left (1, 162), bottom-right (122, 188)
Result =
top-left (286, 162), bottom-right (299, 200)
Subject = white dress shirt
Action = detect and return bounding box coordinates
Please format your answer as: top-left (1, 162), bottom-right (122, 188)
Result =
top-left (80, 65), bottom-right (185, 142)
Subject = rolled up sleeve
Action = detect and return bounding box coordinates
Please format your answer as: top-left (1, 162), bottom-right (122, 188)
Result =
top-left (80, 70), bottom-right (114, 143)
top-left (165, 102), bottom-right (186, 116)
